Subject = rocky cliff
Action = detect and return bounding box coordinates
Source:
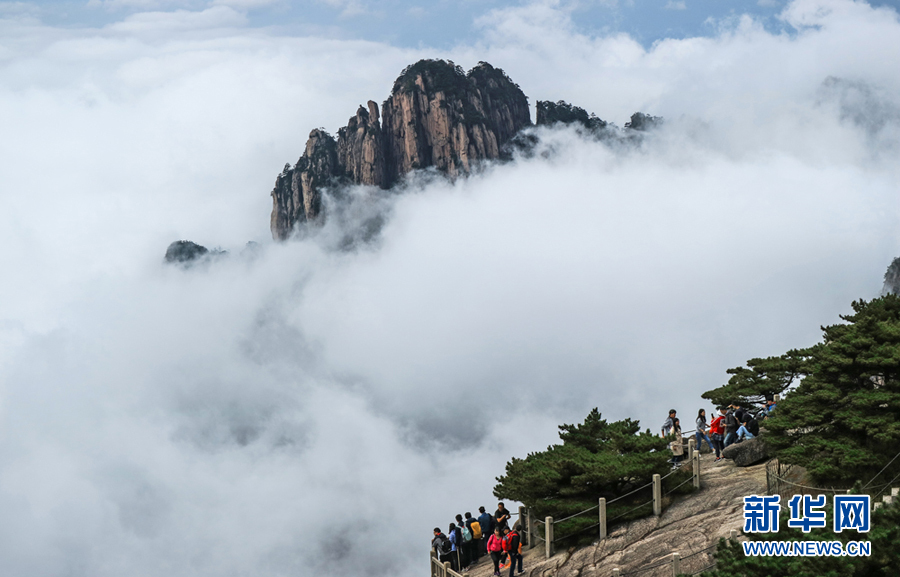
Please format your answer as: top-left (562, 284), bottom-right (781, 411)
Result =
top-left (884, 257), bottom-right (900, 296)
top-left (270, 59), bottom-right (531, 240)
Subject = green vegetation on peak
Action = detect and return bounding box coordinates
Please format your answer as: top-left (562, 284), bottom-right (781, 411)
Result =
top-left (536, 100), bottom-right (607, 130)
top-left (391, 58), bottom-right (468, 96)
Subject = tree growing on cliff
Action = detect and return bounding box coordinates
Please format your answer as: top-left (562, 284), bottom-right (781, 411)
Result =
top-left (763, 295), bottom-right (900, 486)
top-left (704, 295), bottom-right (900, 486)
top-left (494, 409), bottom-right (689, 539)
top-left (702, 352), bottom-right (807, 411)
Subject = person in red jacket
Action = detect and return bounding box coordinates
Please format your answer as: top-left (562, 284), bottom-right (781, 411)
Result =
top-left (505, 528), bottom-right (523, 576)
top-left (709, 407), bottom-right (726, 461)
top-left (487, 528), bottom-right (504, 576)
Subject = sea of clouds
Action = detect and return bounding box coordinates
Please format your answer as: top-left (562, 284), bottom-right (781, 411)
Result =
top-left (1, 0), bottom-right (899, 575)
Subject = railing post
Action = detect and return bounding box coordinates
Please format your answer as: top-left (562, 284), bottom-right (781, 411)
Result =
top-left (730, 529), bottom-right (738, 541)
top-left (443, 561), bottom-right (451, 577)
top-left (671, 552), bottom-right (681, 576)
top-left (774, 394), bottom-right (780, 402)
top-left (693, 450), bottom-right (700, 489)
top-left (430, 550), bottom-right (437, 577)
top-left (545, 516), bottom-right (554, 558)
top-left (653, 473), bottom-right (662, 516)
top-left (612, 569), bottom-right (620, 576)
top-left (518, 506), bottom-right (526, 532)
top-left (527, 508), bottom-right (535, 550)
top-left (688, 437), bottom-right (696, 460)
top-left (599, 497), bottom-right (607, 540)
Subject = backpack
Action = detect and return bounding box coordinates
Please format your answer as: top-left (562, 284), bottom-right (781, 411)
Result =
top-left (501, 534), bottom-right (510, 552)
top-left (509, 531), bottom-right (521, 554)
top-left (461, 525), bottom-right (472, 542)
top-left (747, 418), bottom-right (760, 436)
top-left (440, 536), bottom-right (452, 555)
top-left (470, 520), bottom-right (482, 540)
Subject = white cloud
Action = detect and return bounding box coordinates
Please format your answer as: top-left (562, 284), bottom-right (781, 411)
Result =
top-left (665, 0), bottom-right (687, 9)
top-left (0, 1), bottom-right (899, 576)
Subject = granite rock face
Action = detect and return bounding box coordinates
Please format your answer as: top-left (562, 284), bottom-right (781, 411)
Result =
top-left (337, 101), bottom-right (386, 188)
top-left (270, 129), bottom-right (339, 241)
top-left (270, 59), bottom-right (531, 240)
top-left (883, 257), bottom-right (900, 296)
top-left (721, 437), bottom-right (771, 467)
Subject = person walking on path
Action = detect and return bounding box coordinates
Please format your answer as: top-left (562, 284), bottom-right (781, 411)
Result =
top-left (505, 527), bottom-right (523, 576)
top-left (709, 407), bottom-right (726, 461)
top-left (661, 409), bottom-right (677, 437)
top-left (487, 528), bottom-right (504, 576)
top-left (695, 408), bottom-right (714, 452)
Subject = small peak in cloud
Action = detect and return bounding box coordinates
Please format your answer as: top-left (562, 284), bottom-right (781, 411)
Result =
top-left (665, 0), bottom-right (687, 10)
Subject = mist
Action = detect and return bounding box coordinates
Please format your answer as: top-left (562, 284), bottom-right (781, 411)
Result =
top-left (1, 1), bottom-right (899, 576)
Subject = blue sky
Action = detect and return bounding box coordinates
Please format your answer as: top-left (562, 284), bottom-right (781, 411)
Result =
top-left (14, 0), bottom-right (900, 48)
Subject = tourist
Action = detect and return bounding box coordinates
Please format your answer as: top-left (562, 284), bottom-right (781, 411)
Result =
top-left (448, 523), bottom-right (461, 572)
top-left (661, 409), bottom-right (677, 437)
top-left (495, 502), bottom-right (512, 532)
top-left (487, 528), bottom-right (504, 576)
top-left (506, 527), bottom-right (523, 576)
top-left (709, 407), bottom-right (726, 461)
top-left (478, 506), bottom-right (494, 555)
top-left (465, 512), bottom-right (482, 563)
top-left (670, 417), bottom-right (684, 468)
top-left (455, 514), bottom-right (471, 568)
top-left (723, 405), bottom-right (739, 447)
top-left (433, 528), bottom-right (453, 568)
top-left (695, 408), bottom-right (714, 452)
top-left (737, 412), bottom-right (759, 441)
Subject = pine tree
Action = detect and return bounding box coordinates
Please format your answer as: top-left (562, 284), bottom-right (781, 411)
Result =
top-left (764, 295), bottom-right (900, 485)
top-left (493, 409), bottom-right (689, 540)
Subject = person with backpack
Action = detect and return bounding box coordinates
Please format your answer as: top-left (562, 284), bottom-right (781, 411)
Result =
top-left (478, 506), bottom-right (494, 556)
top-left (448, 523), bottom-right (462, 572)
top-left (455, 514), bottom-right (473, 568)
top-left (487, 528), bottom-right (504, 576)
top-left (465, 512), bottom-right (482, 563)
top-left (505, 527), bottom-right (523, 576)
top-left (433, 528), bottom-right (453, 568)
top-left (709, 407), bottom-right (726, 461)
top-left (737, 412), bottom-right (759, 440)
